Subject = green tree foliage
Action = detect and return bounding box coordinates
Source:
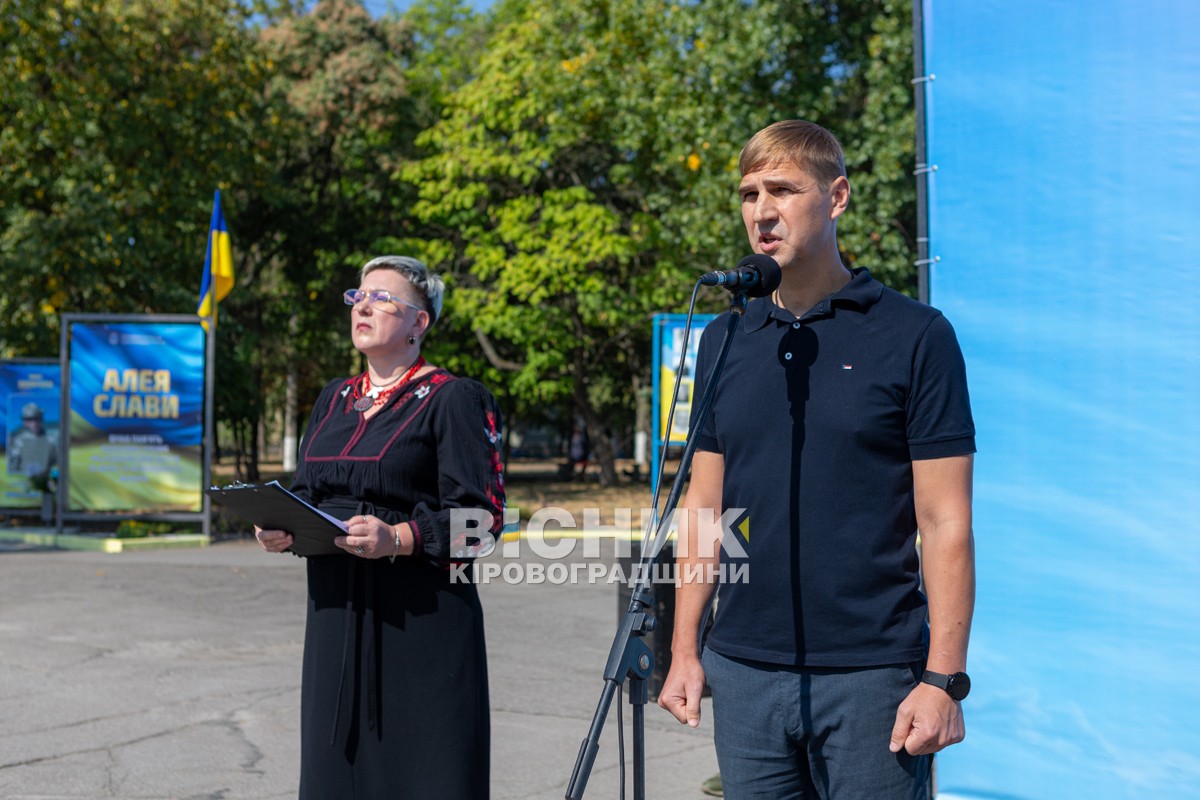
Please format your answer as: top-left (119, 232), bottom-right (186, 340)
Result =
top-left (402, 0), bottom-right (678, 484)
top-left (350, 0), bottom-right (495, 383)
top-left (0, 0), bottom-right (277, 355)
top-left (835, 0), bottom-right (919, 294)
top-left (399, 0), bottom-right (492, 131)
top-left (0, 0), bottom-right (916, 484)
top-left (226, 0), bottom-right (421, 475)
top-left (0, 0), bottom-right (434, 477)
top-left (401, 0), bottom-right (916, 484)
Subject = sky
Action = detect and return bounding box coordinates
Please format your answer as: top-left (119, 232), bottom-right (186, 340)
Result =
top-left (362, 0), bottom-right (492, 14)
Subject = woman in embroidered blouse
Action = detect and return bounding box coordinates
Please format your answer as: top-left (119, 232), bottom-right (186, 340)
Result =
top-left (255, 256), bottom-right (504, 799)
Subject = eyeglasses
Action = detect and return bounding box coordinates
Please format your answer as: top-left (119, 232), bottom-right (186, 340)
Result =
top-left (343, 289), bottom-right (424, 313)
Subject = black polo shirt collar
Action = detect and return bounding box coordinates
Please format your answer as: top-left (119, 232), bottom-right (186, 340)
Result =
top-left (744, 267), bottom-right (883, 333)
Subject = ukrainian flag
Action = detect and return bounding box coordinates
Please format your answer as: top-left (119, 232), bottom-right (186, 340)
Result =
top-left (196, 190), bottom-right (234, 323)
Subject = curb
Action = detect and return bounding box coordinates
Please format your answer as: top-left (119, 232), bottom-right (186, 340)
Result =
top-left (0, 528), bottom-right (210, 553)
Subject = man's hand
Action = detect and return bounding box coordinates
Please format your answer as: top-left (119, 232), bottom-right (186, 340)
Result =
top-left (888, 682), bottom-right (965, 755)
top-left (657, 655), bottom-right (707, 728)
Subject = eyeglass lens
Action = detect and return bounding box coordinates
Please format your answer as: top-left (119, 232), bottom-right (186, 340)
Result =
top-left (344, 290), bottom-right (421, 312)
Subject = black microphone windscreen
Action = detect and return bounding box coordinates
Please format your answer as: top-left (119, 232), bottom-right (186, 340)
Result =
top-left (737, 254), bottom-right (782, 298)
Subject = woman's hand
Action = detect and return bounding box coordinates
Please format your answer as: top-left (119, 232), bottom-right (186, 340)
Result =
top-left (336, 515), bottom-right (415, 559)
top-left (254, 526), bottom-right (294, 554)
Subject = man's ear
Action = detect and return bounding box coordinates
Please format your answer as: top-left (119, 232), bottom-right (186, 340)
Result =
top-left (829, 175), bottom-right (851, 220)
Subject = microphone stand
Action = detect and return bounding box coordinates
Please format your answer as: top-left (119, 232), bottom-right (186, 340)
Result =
top-left (565, 289), bottom-right (749, 800)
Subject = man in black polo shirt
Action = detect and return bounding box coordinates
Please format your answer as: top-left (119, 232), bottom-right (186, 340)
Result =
top-left (658, 120), bottom-right (975, 798)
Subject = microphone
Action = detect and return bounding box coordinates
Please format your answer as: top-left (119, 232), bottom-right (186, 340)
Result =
top-left (699, 254), bottom-right (781, 298)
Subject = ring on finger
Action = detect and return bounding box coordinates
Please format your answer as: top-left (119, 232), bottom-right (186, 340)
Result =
top-left (355, 546), bottom-right (365, 555)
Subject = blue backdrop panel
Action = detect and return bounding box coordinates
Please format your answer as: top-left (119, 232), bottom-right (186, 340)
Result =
top-left (924, 1), bottom-right (1200, 797)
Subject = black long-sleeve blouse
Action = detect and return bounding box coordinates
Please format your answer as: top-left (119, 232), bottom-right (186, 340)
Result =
top-left (289, 369), bottom-right (505, 563)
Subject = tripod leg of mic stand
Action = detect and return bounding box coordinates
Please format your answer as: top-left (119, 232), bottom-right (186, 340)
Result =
top-left (567, 298), bottom-right (746, 799)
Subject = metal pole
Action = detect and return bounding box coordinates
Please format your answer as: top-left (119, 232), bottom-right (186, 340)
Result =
top-left (913, 0), bottom-right (932, 305)
top-left (57, 323), bottom-right (69, 535)
top-left (202, 316), bottom-right (215, 539)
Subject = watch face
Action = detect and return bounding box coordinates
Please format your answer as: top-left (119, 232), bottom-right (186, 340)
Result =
top-left (947, 672), bottom-right (971, 701)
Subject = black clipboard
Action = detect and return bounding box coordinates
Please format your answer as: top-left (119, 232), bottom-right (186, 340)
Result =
top-left (206, 480), bottom-right (346, 557)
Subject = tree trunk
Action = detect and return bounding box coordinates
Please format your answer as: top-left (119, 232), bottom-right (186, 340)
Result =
top-left (591, 423), bottom-right (617, 487)
top-left (233, 420), bottom-right (249, 483)
top-left (283, 363), bottom-right (298, 473)
top-left (633, 374), bottom-right (649, 482)
top-left (248, 417), bottom-right (261, 483)
top-left (246, 359), bottom-right (262, 483)
top-left (256, 415), bottom-right (266, 469)
top-left (282, 314), bottom-right (298, 472)
top-left (573, 359), bottom-right (616, 487)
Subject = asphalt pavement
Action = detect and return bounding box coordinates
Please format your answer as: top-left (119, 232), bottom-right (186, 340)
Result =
top-left (0, 536), bottom-right (718, 800)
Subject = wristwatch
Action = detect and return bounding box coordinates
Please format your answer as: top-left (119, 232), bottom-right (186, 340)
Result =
top-left (920, 670), bottom-right (971, 701)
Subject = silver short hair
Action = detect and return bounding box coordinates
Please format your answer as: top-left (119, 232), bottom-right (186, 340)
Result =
top-left (359, 256), bottom-right (445, 325)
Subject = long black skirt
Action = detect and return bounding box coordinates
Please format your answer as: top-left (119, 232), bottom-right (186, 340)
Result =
top-left (299, 555), bottom-right (489, 799)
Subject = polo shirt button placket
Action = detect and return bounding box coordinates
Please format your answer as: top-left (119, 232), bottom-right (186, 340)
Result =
top-left (792, 322), bottom-right (802, 329)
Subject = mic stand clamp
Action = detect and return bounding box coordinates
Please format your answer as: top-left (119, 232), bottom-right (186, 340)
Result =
top-left (565, 290), bottom-right (749, 800)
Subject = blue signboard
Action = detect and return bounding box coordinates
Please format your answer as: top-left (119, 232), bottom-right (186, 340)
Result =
top-left (651, 313), bottom-right (716, 490)
top-left (65, 319), bottom-right (206, 513)
top-left (0, 361), bottom-right (62, 509)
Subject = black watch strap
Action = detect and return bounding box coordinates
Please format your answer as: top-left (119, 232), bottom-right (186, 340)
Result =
top-left (920, 670), bottom-right (971, 701)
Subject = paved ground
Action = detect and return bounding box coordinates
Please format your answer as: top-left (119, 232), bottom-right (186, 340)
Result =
top-left (0, 536), bottom-right (718, 799)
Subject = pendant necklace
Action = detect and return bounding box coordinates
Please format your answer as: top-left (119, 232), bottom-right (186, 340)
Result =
top-left (353, 357), bottom-right (425, 412)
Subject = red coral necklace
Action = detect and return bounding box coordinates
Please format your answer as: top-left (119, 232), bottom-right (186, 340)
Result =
top-left (353, 357), bottom-right (425, 412)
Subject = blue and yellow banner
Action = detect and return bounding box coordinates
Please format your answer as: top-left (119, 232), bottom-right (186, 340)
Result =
top-left (66, 322), bottom-right (205, 512)
top-left (196, 190), bottom-right (234, 322)
top-left (649, 314), bottom-right (716, 485)
top-left (653, 314), bottom-right (715, 446)
top-left (0, 362), bottom-right (61, 509)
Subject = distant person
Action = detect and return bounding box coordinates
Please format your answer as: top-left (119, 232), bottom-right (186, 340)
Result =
top-left (8, 402), bottom-right (56, 478)
top-left (255, 256), bottom-right (505, 799)
top-left (658, 120), bottom-right (976, 798)
top-left (569, 423), bottom-right (590, 478)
